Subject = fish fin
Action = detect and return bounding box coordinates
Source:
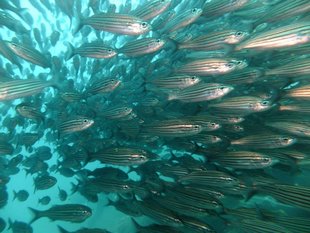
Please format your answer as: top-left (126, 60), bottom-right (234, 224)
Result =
top-left (72, 11), bottom-right (84, 35)
top-left (28, 207), bottom-right (42, 224)
top-left (57, 226), bottom-right (70, 233)
top-left (12, 190), bottom-right (17, 201)
top-left (65, 42), bottom-right (75, 61)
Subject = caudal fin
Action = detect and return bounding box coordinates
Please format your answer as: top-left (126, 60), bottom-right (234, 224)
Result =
top-left (28, 207), bottom-right (42, 224)
top-left (57, 226), bottom-right (70, 233)
top-left (65, 42), bottom-right (75, 61)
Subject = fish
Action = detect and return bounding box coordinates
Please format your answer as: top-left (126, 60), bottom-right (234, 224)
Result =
top-left (118, 38), bottom-right (166, 57)
top-left (0, 79), bottom-right (57, 101)
top-left (29, 204), bottom-right (92, 224)
top-left (167, 83), bottom-right (234, 102)
top-left (66, 41), bottom-right (117, 60)
top-left (235, 21), bottom-right (310, 51)
top-left (58, 116), bottom-right (94, 136)
top-left (15, 103), bottom-right (44, 122)
top-left (90, 147), bottom-right (158, 166)
top-left (5, 41), bottom-right (51, 68)
top-left (58, 226), bottom-right (111, 233)
top-left (34, 175), bottom-right (57, 191)
top-left (176, 58), bottom-right (248, 75)
top-left (132, 0), bottom-right (172, 20)
top-left (146, 75), bottom-right (201, 90)
top-left (74, 12), bottom-right (151, 35)
top-left (163, 8), bottom-right (203, 33)
top-left (13, 190), bottom-right (29, 202)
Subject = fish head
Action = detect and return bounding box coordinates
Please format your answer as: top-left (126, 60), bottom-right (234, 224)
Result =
top-left (190, 8), bottom-right (203, 17)
top-left (79, 118), bottom-right (95, 130)
top-left (218, 84), bottom-right (234, 96)
top-left (278, 136), bottom-right (297, 147)
top-left (205, 122), bottom-right (221, 131)
top-left (252, 99), bottom-right (272, 112)
top-left (211, 135), bottom-right (222, 143)
top-left (185, 75), bottom-right (201, 86)
top-left (133, 21), bottom-right (152, 35)
top-left (106, 48), bottom-right (117, 58)
top-left (226, 30), bottom-right (249, 44)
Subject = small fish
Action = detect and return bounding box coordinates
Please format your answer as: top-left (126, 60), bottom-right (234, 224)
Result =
top-left (235, 21), bottom-right (310, 51)
top-left (38, 196), bottom-right (51, 205)
top-left (58, 187), bottom-right (68, 202)
top-left (146, 75), bottom-right (201, 90)
top-left (168, 83), bottom-right (234, 102)
top-left (178, 30), bottom-right (249, 50)
top-left (58, 116), bottom-right (94, 136)
top-left (97, 106), bottom-right (133, 120)
top-left (29, 204), bottom-right (92, 224)
top-left (132, 0), bottom-right (172, 20)
top-left (86, 78), bottom-right (121, 96)
top-left (208, 96), bottom-right (273, 116)
top-left (0, 79), bottom-right (57, 101)
top-left (5, 41), bottom-right (51, 68)
top-left (142, 119), bottom-right (203, 137)
top-left (74, 12), bottom-right (151, 35)
top-left (90, 147), bottom-right (157, 166)
top-left (66, 41), bottom-right (117, 60)
top-left (34, 175), bottom-right (57, 191)
top-left (176, 58), bottom-right (247, 75)
top-left (231, 134), bottom-right (297, 149)
top-left (16, 103), bottom-right (44, 122)
top-left (58, 226), bottom-right (111, 233)
top-left (240, 218), bottom-right (292, 233)
top-left (202, 0), bottom-right (249, 18)
top-left (164, 8), bottom-right (202, 33)
top-left (284, 84), bottom-right (310, 99)
top-left (265, 58), bottom-right (310, 76)
top-left (13, 190), bottom-right (29, 202)
top-left (118, 38), bottom-right (166, 57)
top-left (8, 220), bottom-right (33, 233)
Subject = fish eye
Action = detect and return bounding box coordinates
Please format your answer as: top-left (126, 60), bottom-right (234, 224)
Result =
top-left (141, 22), bottom-right (148, 28)
top-left (192, 8), bottom-right (198, 13)
top-left (282, 138), bottom-right (290, 142)
top-left (83, 119), bottom-right (89, 123)
top-left (108, 49), bottom-right (113, 53)
top-left (156, 39), bottom-right (161, 43)
top-left (123, 185), bottom-right (129, 189)
top-left (262, 101), bottom-right (269, 105)
top-left (226, 62), bottom-right (234, 68)
top-left (235, 31), bottom-right (243, 37)
top-left (191, 76), bottom-right (196, 80)
top-left (194, 125), bottom-right (200, 129)
top-left (211, 123), bottom-right (216, 126)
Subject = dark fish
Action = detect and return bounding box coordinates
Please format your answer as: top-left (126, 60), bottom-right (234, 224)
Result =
top-left (29, 204), bottom-right (92, 224)
top-left (38, 196), bottom-right (51, 205)
top-left (13, 190), bottom-right (29, 202)
top-left (34, 175), bottom-right (57, 191)
top-left (8, 220), bottom-right (33, 233)
top-left (15, 103), bottom-right (44, 122)
top-left (58, 187), bottom-right (67, 201)
top-left (58, 226), bottom-right (111, 233)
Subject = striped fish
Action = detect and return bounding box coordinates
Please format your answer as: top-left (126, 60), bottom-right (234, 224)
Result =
top-left (265, 58), bottom-right (310, 76)
top-left (5, 41), bottom-right (51, 68)
top-left (75, 12), bottom-right (151, 35)
top-left (0, 40), bottom-right (22, 70)
top-left (147, 75), bottom-right (201, 90)
top-left (202, 0), bottom-right (249, 18)
top-left (15, 103), bottom-right (44, 122)
top-left (119, 38), bottom-right (166, 57)
top-left (58, 116), bottom-right (94, 136)
top-left (179, 170), bottom-right (240, 188)
top-left (0, 79), bottom-right (57, 101)
top-left (58, 226), bottom-right (111, 233)
top-left (86, 78), bottom-right (121, 96)
top-left (231, 134), bottom-right (297, 149)
top-left (265, 120), bottom-right (310, 137)
top-left (178, 30), bottom-right (249, 50)
top-left (66, 41), bottom-right (117, 60)
top-left (208, 96), bottom-right (273, 116)
top-left (34, 175), bottom-right (57, 191)
top-left (284, 84), bottom-right (310, 99)
top-left (97, 106), bottom-right (133, 120)
top-left (216, 67), bottom-right (264, 85)
top-left (29, 204), bottom-right (92, 224)
top-left (164, 8), bottom-right (202, 33)
top-left (141, 119), bottom-right (203, 137)
top-left (240, 218), bottom-right (292, 233)
top-left (176, 58), bottom-right (247, 75)
top-left (235, 21), bottom-right (310, 50)
top-left (132, 0), bottom-right (172, 20)
top-left (211, 151), bottom-right (274, 170)
top-left (90, 147), bottom-right (157, 166)
top-left (168, 83), bottom-right (233, 102)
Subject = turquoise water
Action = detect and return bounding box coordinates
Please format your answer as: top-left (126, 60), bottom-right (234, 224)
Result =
top-left (0, 0), bottom-right (310, 233)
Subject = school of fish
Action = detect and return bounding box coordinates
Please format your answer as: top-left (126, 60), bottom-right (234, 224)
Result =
top-left (0, 0), bottom-right (310, 232)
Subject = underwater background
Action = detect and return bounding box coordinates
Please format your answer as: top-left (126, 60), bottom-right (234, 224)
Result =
top-left (0, 0), bottom-right (309, 232)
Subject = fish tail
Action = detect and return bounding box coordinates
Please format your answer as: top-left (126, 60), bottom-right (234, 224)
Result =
top-left (57, 226), bottom-right (70, 233)
top-left (72, 11), bottom-right (83, 35)
top-left (12, 191), bottom-right (17, 201)
top-left (65, 42), bottom-right (75, 61)
top-left (28, 207), bottom-right (42, 224)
